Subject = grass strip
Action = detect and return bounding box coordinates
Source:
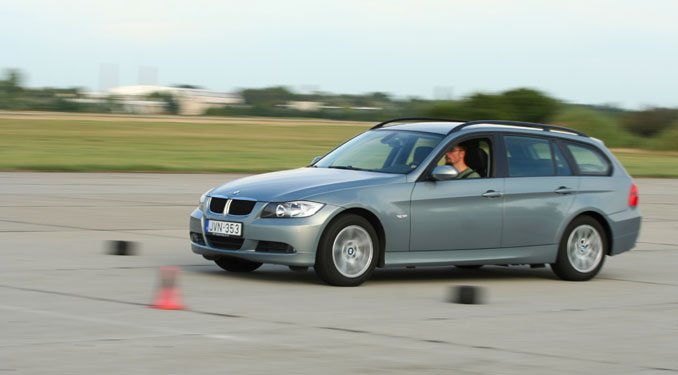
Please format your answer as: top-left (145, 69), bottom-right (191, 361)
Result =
top-left (1, 116), bottom-right (676, 177)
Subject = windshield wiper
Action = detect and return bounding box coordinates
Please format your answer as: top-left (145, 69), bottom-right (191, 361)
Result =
top-left (327, 165), bottom-right (368, 171)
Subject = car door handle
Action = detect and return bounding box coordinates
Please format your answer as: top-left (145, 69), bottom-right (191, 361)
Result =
top-left (481, 190), bottom-right (503, 198)
top-left (554, 186), bottom-right (576, 195)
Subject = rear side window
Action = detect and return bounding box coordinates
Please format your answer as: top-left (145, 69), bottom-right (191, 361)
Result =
top-left (553, 144), bottom-right (573, 176)
top-left (564, 142), bottom-right (611, 175)
top-left (505, 136), bottom-right (556, 177)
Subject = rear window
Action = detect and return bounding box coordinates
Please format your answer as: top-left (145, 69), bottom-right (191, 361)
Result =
top-left (564, 142), bottom-right (611, 175)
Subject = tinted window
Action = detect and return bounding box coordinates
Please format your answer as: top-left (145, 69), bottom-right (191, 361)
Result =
top-left (565, 143), bottom-right (611, 175)
top-left (505, 136), bottom-right (555, 177)
top-left (554, 144), bottom-right (573, 176)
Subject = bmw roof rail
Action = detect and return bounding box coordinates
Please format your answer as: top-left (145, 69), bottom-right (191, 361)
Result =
top-left (450, 119), bottom-right (588, 137)
top-left (370, 117), bottom-right (467, 130)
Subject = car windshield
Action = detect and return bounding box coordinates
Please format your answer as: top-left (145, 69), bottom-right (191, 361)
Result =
top-left (314, 130), bottom-right (443, 174)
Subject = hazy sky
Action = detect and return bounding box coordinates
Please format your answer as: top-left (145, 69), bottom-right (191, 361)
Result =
top-left (2, 0), bottom-right (677, 108)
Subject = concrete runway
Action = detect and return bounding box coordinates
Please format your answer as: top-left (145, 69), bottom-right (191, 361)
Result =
top-left (1, 172), bottom-right (676, 374)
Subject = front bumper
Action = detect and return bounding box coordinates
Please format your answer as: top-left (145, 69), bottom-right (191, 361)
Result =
top-left (189, 203), bottom-right (341, 266)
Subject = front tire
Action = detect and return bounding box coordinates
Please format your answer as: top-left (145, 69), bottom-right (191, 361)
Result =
top-left (315, 214), bottom-right (379, 286)
top-left (551, 216), bottom-right (607, 281)
top-left (214, 257), bottom-right (262, 272)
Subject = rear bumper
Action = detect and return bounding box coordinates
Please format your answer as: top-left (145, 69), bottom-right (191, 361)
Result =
top-left (608, 209), bottom-right (642, 255)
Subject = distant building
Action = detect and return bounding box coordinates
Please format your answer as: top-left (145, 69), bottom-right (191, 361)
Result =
top-left (105, 85), bottom-right (243, 115)
top-left (278, 101), bottom-right (323, 111)
top-left (277, 101), bottom-right (383, 112)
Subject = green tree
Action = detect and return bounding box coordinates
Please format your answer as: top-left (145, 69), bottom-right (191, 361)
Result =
top-left (551, 107), bottom-right (633, 147)
top-left (622, 108), bottom-right (678, 137)
top-left (0, 69), bottom-right (23, 95)
top-left (424, 88), bottom-right (559, 122)
top-left (425, 100), bottom-right (464, 119)
top-left (367, 92), bottom-right (391, 102)
top-left (172, 84), bottom-right (203, 89)
top-left (646, 120), bottom-right (678, 150)
top-left (458, 93), bottom-right (507, 119)
top-left (241, 86), bottom-right (296, 107)
top-left (500, 88), bottom-right (559, 123)
top-left (0, 69), bottom-right (24, 108)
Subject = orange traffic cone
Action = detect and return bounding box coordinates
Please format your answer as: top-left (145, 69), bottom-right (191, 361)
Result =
top-left (150, 266), bottom-right (186, 310)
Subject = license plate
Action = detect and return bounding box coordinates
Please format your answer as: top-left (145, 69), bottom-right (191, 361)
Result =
top-left (206, 220), bottom-right (242, 237)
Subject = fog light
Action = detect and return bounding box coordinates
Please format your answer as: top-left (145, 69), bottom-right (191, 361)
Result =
top-left (190, 232), bottom-right (206, 245)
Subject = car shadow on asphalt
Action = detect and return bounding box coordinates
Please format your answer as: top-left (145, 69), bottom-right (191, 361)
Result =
top-left (371, 266), bottom-right (556, 283)
top-left (182, 264), bottom-right (557, 285)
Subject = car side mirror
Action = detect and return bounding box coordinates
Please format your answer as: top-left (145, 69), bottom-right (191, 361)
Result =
top-left (310, 156), bottom-right (322, 165)
top-left (431, 165), bottom-right (459, 181)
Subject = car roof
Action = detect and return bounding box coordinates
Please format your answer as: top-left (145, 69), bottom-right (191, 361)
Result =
top-left (380, 121), bottom-right (464, 135)
top-left (373, 118), bottom-right (593, 142)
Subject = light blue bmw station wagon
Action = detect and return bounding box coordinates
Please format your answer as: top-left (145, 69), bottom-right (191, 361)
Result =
top-left (189, 118), bottom-right (641, 286)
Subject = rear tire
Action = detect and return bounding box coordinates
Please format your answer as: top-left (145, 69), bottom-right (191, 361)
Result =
top-left (315, 214), bottom-right (379, 287)
top-left (551, 216), bottom-right (606, 281)
top-left (214, 257), bottom-right (262, 272)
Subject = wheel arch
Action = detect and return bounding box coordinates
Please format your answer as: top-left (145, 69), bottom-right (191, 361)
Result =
top-left (321, 207), bottom-right (386, 268)
top-left (569, 211), bottom-right (613, 255)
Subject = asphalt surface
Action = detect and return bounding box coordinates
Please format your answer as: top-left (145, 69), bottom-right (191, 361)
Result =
top-left (1, 172), bottom-right (676, 374)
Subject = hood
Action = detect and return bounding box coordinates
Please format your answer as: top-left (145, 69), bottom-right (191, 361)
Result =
top-left (210, 167), bottom-right (405, 202)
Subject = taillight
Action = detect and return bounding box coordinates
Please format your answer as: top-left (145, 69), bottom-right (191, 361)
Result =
top-left (628, 183), bottom-right (638, 207)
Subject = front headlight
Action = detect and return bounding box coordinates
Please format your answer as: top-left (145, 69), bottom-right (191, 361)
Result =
top-left (261, 201), bottom-right (325, 218)
top-left (199, 190), bottom-right (212, 211)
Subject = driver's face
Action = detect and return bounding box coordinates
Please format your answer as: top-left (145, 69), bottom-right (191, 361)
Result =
top-left (445, 147), bottom-right (464, 164)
